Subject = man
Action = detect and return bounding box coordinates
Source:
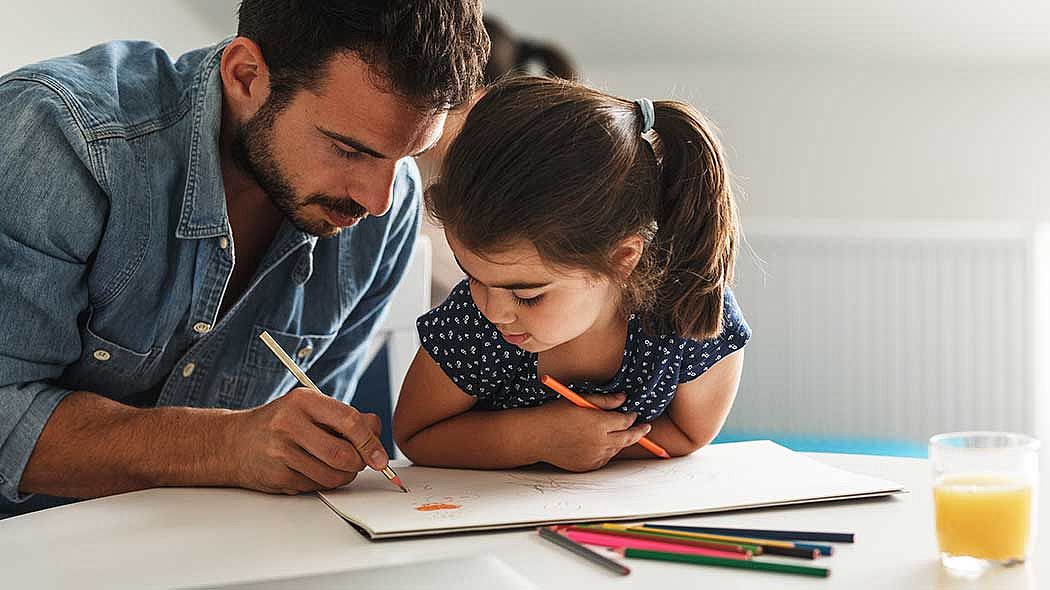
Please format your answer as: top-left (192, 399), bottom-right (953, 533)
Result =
top-left (0, 1), bottom-right (489, 515)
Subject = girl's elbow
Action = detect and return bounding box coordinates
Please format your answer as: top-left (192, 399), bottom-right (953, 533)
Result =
top-left (393, 425), bottom-right (422, 460)
top-left (669, 430), bottom-right (718, 457)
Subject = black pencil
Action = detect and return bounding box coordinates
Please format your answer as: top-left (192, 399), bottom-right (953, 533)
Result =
top-left (643, 524), bottom-right (854, 544)
top-left (538, 527), bottom-right (631, 576)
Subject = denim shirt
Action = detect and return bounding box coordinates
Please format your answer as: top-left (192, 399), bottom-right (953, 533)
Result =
top-left (0, 41), bottom-right (421, 508)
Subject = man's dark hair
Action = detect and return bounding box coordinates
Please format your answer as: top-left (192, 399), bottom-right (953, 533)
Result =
top-left (237, 0), bottom-right (490, 111)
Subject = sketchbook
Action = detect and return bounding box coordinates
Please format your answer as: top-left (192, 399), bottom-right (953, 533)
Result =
top-left (318, 440), bottom-right (904, 539)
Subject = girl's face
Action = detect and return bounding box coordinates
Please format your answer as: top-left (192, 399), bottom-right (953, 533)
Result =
top-left (445, 232), bottom-right (621, 353)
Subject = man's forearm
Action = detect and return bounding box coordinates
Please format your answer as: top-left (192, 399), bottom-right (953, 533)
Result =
top-left (398, 407), bottom-right (544, 469)
top-left (19, 391), bottom-right (241, 498)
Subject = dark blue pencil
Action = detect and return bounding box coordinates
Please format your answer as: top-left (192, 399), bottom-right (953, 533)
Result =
top-left (796, 542), bottom-right (834, 556)
top-left (642, 524), bottom-right (854, 544)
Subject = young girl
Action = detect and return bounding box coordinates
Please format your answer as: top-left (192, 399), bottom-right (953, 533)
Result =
top-left (393, 76), bottom-right (750, 473)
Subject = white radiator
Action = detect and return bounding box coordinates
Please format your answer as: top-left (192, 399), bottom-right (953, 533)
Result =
top-left (728, 219), bottom-right (1050, 450)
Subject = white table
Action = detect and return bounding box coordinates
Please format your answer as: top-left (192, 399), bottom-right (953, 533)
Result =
top-left (0, 453), bottom-right (1044, 589)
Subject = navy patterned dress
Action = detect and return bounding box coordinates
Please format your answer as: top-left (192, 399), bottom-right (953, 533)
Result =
top-left (417, 280), bottom-right (751, 422)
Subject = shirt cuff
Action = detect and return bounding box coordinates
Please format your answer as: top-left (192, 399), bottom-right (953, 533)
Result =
top-left (0, 382), bottom-right (74, 503)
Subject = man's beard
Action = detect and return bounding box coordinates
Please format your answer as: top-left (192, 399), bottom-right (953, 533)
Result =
top-left (230, 98), bottom-right (367, 238)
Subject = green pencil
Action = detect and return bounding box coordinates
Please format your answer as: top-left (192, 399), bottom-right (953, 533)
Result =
top-left (623, 548), bottom-right (830, 578)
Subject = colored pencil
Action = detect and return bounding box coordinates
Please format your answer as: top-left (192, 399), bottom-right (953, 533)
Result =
top-left (795, 542), bottom-right (834, 557)
top-left (629, 525), bottom-right (819, 559)
top-left (563, 530), bottom-right (750, 560)
top-left (538, 527), bottom-right (631, 576)
top-left (643, 523), bottom-right (854, 543)
top-left (627, 525), bottom-right (797, 548)
top-left (596, 523), bottom-right (762, 553)
top-left (622, 548), bottom-right (831, 578)
top-left (571, 525), bottom-right (758, 555)
top-left (540, 374), bottom-right (670, 459)
top-left (259, 331), bottom-right (408, 493)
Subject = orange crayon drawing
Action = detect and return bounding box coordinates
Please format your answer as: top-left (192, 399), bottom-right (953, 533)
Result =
top-left (414, 502), bottom-right (461, 512)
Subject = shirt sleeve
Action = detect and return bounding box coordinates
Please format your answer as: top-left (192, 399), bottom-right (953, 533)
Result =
top-left (678, 286), bottom-right (752, 384)
top-left (416, 279), bottom-right (504, 400)
top-left (0, 79), bottom-right (109, 503)
top-left (308, 159), bottom-right (422, 403)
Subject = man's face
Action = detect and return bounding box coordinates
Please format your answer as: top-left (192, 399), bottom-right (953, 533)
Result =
top-left (232, 52), bottom-right (446, 238)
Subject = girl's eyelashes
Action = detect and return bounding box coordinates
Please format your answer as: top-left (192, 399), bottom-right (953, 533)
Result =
top-left (514, 294), bottom-right (543, 307)
top-left (466, 276), bottom-right (544, 307)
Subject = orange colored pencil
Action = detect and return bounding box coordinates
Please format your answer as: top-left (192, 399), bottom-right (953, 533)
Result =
top-left (540, 374), bottom-right (671, 459)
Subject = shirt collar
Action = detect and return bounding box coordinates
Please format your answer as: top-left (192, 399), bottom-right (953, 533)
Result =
top-left (175, 39), bottom-right (233, 240)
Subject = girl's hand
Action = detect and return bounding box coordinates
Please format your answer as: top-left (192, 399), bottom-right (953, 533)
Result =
top-left (533, 392), bottom-right (652, 472)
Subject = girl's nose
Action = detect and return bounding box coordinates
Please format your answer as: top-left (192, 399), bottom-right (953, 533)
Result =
top-left (481, 291), bottom-right (517, 326)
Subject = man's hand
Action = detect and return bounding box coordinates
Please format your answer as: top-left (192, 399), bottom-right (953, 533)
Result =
top-left (230, 387), bottom-right (389, 494)
top-left (532, 392), bottom-right (651, 473)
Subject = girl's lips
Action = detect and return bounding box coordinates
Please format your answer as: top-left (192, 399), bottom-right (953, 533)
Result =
top-left (501, 332), bottom-right (530, 345)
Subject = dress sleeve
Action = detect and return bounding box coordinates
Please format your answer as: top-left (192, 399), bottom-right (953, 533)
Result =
top-left (678, 286), bottom-right (752, 383)
top-left (416, 280), bottom-right (504, 400)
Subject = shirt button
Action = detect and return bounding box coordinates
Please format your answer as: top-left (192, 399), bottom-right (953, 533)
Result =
top-left (193, 322), bottom-right (212, 334)
top-left (219, 236), bottom-right (229, 250)
top-left (181, 362), bottom-right (196, 378)
top-left (296, 345), bottom-right (313, 360)
top-left (92, 350), bottom-right (111, 361)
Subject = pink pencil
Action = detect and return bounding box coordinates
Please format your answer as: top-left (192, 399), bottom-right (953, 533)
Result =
top-left (562, 529), bottom-right (751, 561)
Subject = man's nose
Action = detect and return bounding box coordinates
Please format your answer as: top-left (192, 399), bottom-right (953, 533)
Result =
top-left (354, 159), bottom-right (399, 217)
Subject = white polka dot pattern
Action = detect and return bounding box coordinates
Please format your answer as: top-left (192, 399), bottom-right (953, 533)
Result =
top-left (416, 280), bottom-right (751, 422)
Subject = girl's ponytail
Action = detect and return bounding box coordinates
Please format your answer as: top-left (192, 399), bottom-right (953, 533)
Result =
top-left (643, 101), bottom-right (738, 340)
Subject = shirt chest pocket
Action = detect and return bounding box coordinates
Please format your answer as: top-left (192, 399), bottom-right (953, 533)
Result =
top-left (68, 323), bottom-right (166, 397)
top-left (225, 325), bottom-right (338, 408)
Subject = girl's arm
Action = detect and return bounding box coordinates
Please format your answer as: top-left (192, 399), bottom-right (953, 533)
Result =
top-left (393, 348), bottom-right (650, 471)
top-left (615, 350), bottom-right (745, 459)
top-left (393, 348), bottom-right (540, 468)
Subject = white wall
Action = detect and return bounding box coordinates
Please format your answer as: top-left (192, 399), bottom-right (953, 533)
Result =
top-left (582, 61), bottom-right (1050, 223)
top-left (0, 1), bottom-right (233, 75)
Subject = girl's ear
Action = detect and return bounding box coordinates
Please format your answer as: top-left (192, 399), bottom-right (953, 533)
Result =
top-left (611, 234), bottom-right (645, 281)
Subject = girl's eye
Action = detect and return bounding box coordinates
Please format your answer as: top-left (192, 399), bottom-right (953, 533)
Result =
top-left (514, 294), bottom-right (543, 307)
top-left (332, 144), bottom-right (363, 160)
top-left (466, 276), bottom-right (542, 306)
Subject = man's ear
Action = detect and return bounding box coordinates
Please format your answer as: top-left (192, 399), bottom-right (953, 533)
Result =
top-left (611, 234), bottom-right (645, 281)
top-left (219, 37), bottom-right (271, 123)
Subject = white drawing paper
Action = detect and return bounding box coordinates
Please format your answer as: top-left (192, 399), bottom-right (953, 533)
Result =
top-left (318, 440), bottom-right (904, 539)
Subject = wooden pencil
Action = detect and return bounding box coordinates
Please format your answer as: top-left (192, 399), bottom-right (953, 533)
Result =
top-left (622, 548), bottom-right (830, 578)
top-left (629, 525), bottom-right (797, 548)
top-left (538, 527), bottom-right (631, 576)
top-left (629, 525), bottom-right (818, 559)
top-left (258, 331), bottom-right (408, 493)
top-left (644, 523), bottom-right (854, 543)
top-left (540, 374), bottom-right (670, 459)
top-left (570, 525), bottom-right (757, 555)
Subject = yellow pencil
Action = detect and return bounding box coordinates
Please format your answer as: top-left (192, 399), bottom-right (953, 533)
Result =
top-left (616, 524), bottom-right (797, 548)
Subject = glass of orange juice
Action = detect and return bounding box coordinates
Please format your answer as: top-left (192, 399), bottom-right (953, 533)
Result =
top-left (930, 432), bottom-right (1039, 572)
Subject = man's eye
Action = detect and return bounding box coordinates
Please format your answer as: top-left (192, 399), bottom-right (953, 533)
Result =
top-left (332, 144), bottom-right (363, 160)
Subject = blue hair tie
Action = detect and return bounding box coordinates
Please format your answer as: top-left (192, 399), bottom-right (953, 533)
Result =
top-left (634, 98), bottom-right (655, 134)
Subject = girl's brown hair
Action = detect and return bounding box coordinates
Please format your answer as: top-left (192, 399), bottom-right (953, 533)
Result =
top-left (426, 76), bottom-right (738, 340)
